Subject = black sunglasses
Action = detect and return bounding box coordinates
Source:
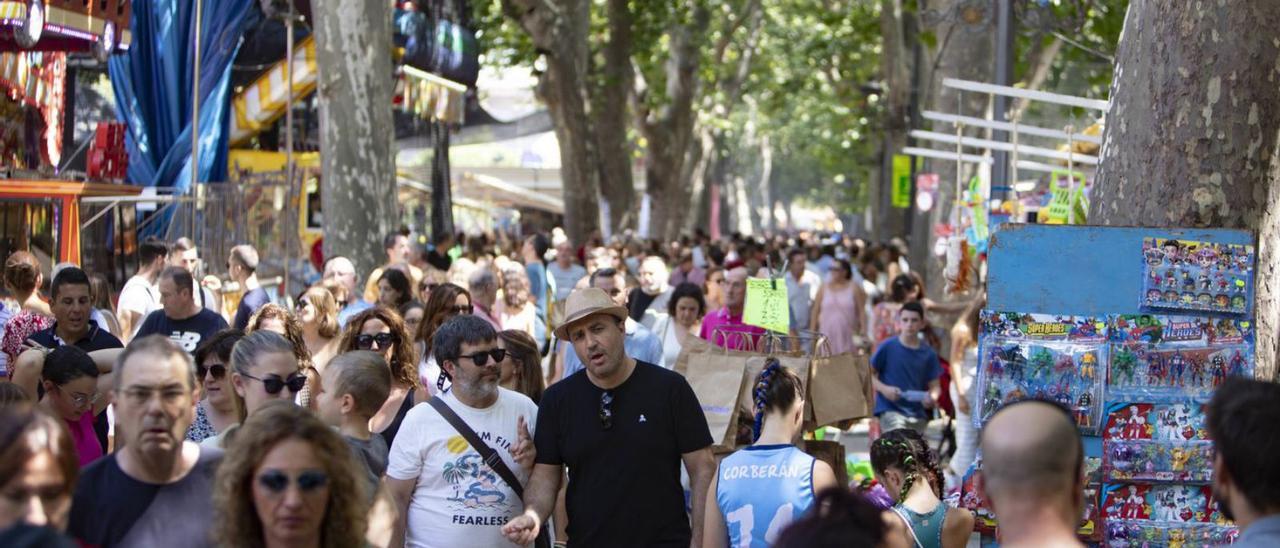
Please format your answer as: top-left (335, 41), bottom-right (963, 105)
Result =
top-left (355, 332), bottom-right (396, 350)
top-left (295, 299), bottom-right (312, 311)
top-left (241, 372), bottom-right (307, 395)
top-left (456, 348), bottom-right (507, 367)
top-left (257, 469), bottom-right (329, 494)
top-left (599, 390), bottom-right (614, 430)
top-left (451, 304), bottom-right (474, 315)
top-left (197, 362), bottom-right (227, 380)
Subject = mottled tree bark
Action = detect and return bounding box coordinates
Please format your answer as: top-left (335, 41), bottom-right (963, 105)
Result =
top-left (1090, 1), bottom-right (1280, 379)
top-left (876, 0), bottom-right (912, 242)
top-left (313, 0), bottom-right (397, 277)
top-left (502, 0), bottom-right (600, 244)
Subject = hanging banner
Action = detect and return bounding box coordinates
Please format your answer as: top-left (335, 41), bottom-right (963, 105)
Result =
top-left (891, 155), bottom-right (912, 208)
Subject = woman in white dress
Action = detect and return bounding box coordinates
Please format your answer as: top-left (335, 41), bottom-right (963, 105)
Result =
top-left (653, 283), bottom-right (706, 369)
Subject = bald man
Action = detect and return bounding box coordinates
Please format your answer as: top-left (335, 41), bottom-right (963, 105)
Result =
top-left (977, 400), bottom-right (1085, 548)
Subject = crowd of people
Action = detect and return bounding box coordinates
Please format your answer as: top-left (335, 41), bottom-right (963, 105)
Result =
top-left (0, 227), bottom-right (1275, 548)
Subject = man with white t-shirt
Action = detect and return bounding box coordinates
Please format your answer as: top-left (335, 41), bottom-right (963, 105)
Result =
top-left (387, 313), bottom-right (538, 548)
top-left (118, 237), bottom-right (168, 340)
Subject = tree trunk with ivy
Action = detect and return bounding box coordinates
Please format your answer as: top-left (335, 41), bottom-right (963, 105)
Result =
top-left (1089, 1), bottom-right (1280, 379)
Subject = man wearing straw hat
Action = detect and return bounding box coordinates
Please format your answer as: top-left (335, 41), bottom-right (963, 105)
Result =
top-left (503, 287), bottom-right (716, 547)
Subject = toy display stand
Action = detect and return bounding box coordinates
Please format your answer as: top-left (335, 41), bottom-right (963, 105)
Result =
top-left (962, 224), bottom-right (1254, 547)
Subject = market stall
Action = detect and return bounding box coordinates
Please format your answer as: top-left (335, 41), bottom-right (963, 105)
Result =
top-left (959, 223), bottom-right (1254, 547)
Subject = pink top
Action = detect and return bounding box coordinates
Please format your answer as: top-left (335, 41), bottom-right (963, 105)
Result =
top-left (68, 410), bottom-right (104, 467)
top-left (699, 308), bottom-right (765, 351)
top-left (818, 282), bottom-right (859, 355)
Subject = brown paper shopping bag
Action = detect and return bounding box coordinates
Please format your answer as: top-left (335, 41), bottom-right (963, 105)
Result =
top-left (673, 335), bottom-right (712, 377)
top-left (808, 351), bottom-right (875, 428)
top-left (684, 350), bottom-right (750, 448)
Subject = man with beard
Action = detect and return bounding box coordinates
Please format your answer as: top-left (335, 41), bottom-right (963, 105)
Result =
top-left (386, 314), bottom-right (538, 547)
top-left (977, 399), bottom-right (1085, 548)
top-left (1207, 378), bottom-right (1280, 547)
top-left (503, 288), bottom-right (716, 547)
top-left (68, 336), bottom-right (223, 547)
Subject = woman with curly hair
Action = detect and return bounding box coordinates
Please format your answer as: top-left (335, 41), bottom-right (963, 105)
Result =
top-left (376, 268), bottom-right (414, 311)
top-left (214, 400), bottom-right (366, 548)
top-left (870, 428), bottom-right (974, 548)
top-left (336, 306), bottom-right (419, 448)
top-left (412, 282), bottom-right (471, 395)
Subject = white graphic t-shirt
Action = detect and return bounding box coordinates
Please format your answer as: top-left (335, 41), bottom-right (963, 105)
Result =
top-left (387, 387), bottom-right (538, 548)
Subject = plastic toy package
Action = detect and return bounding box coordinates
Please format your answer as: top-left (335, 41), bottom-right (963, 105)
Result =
top-left (976, 311), bottom-right (1108, 433)
top-left (1108, 315), bottom-right (1254, 401)
top-left (1101, 483), bottom-right (1237, 547)
top-left (1140, 238), bottom-right (1254, 316)
top-left (1101, 401), bottom-right (1215, 484)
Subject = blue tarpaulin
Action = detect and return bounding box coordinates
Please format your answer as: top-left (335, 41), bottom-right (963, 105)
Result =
top-left (109, 0), bottom-right (258, 237)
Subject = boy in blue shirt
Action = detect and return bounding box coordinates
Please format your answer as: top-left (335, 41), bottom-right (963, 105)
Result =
top-left (872, 301), bottom-right (941, 434)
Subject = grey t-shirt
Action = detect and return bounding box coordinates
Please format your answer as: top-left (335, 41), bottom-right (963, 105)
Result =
top-left (346, 434), bottom-right (389, 498)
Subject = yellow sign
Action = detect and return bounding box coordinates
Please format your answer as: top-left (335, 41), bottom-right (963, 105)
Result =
top-left (891, 155), bottom-right (912, 208)
top-left (744, 278), bottom-right (791, 334)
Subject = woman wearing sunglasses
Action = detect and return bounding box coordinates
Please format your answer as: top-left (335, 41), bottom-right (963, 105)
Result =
top-left (247, 304), bottom-right (321, 409)
top-left (412, 283), bottom-right (472, 395)
top-left (337, 307), bottom-right (420, 448)
top-left (185, 329), bottom-right (244, 444)
top-left (203, 331), bottom-right (306, 449)
top-left (214, 400), bottom-right (366, 548)
top-left (297, 286), bottom-right (341, 373)
top-left (37, 346), bottom-right (112, 467)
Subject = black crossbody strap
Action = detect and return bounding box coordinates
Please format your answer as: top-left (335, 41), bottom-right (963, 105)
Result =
top-left (427, 396), bottom-right (525, 499)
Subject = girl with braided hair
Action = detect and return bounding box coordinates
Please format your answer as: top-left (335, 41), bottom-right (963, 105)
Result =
top-left (703, 359), bottom-right (838, 547)
top-left (870, 429), bottom-right (974, 548)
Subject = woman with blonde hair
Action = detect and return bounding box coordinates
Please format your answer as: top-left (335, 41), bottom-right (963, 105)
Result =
top-left (297, 286), bottom-right (341, 372)
top-left (202, 330), bottom-right (304, 449)
top-left (336, 307), bottom-right (420, 448)
top-left (214, 400), bottom-right (366, 548)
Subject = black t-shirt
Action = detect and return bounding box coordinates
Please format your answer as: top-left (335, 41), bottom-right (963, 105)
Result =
top-left (27, 320), bottom-right (123, 352)
top-left (627, 288), bottom-right (659, 322)
top-left (535, 360), bottom-right (713, 547)
top-left (135, 308), bottom-right (229, 353)
top-left (233, 287), bottom-right (270, 330)
top-left (68, 446), bottom-right (224, 548)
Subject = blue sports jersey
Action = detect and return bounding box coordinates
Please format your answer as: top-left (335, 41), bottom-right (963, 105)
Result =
top-left (715, 444), bottom-right (816, 548)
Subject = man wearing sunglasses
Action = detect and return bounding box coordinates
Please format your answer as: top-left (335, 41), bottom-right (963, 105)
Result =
top-left (135, 267), bottom-right (229, 353)
top-left (68, 336), bottom-right (223, 548)
top-left (387, 314), bottom-right (538, 548)
top-left (504, 287), bottom-right (716, 547)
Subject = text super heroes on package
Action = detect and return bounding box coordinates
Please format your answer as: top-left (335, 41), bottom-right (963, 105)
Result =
top-left (1108, 314), bottom-right (1254, 401)
top-left (975, 311), bottom-right (1107, 433)
top-left (1141, 238), bottom-right (1254, 315)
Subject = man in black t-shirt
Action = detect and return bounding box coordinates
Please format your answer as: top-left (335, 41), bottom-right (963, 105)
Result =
top-left (69, 336), bottom-right (223, 548)
top-left (135, 267), bottom-right (229, 353)
top-left (503, 288), bottom-right (715, 547)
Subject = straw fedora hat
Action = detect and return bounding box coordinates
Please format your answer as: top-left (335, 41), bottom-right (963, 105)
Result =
top-left (554, 287), bottom-right (629, 340)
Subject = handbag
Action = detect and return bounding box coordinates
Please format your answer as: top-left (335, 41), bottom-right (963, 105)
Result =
top-left (427, 397), bottom-right (552, 548)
